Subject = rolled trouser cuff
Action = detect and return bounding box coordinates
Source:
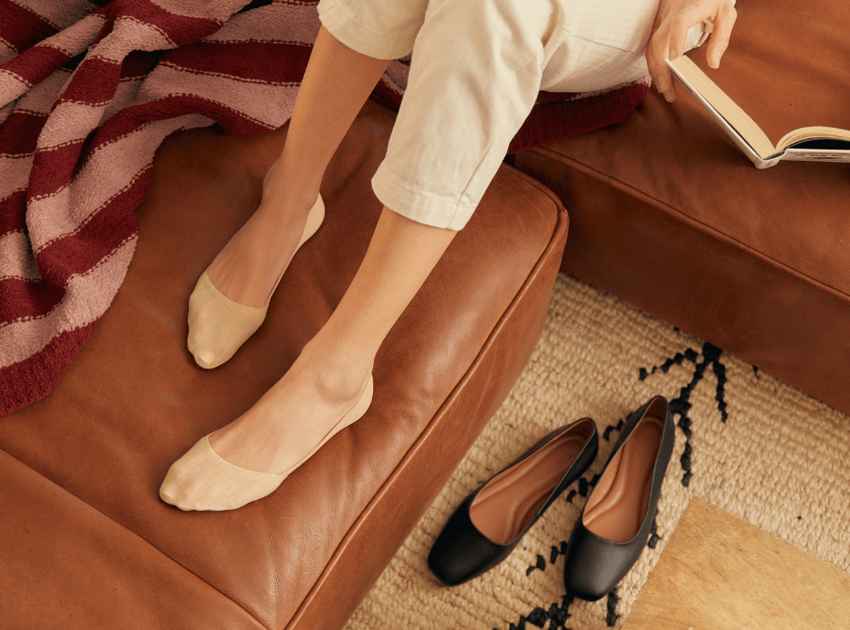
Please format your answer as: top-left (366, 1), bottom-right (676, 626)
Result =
top-left (317, 0), bottom-right (421, 60)
top-left (371, 163), bottom-right (475, 231)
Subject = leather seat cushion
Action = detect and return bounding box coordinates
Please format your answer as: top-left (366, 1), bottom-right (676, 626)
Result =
top-left (0, 102), bottom-right (567, 629)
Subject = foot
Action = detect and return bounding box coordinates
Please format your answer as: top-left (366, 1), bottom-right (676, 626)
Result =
top-left (186, 161), bottom-right (324, 369)
top-left (160, 340), bottom-right (374, 511)
top-left (206, 160), bottom-right (318, 307)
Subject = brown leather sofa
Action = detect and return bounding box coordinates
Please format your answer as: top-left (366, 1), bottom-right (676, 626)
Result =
top-left (3, 1), bottom-right (847, 628)
top-left (0, 103), bottom-right (567, 628)
top-left (515, 0), bottom-right (850, 415)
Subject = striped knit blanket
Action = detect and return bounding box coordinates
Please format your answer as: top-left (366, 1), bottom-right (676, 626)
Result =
top-left (0, 0), bottom-right (648, 417)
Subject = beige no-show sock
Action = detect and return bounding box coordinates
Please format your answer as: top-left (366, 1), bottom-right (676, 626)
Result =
top-left (186, 194), bottom-right (325, 369)
top-left (160, 374), bottom-right (374, 511)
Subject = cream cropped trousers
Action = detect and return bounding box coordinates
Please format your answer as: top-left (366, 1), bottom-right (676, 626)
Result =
top-left (317, 0), bottom-right (701, 230)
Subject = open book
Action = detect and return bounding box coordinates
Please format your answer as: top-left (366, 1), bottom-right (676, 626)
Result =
top-left (667, 56), bottom-right (850, 169)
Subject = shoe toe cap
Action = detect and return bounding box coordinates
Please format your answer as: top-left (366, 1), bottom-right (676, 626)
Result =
top-left (564, 531), bottom-right (636, 601)
top-left (427, 513), bottom-right (506, 586)
top-left (427, 534), bottom-right (482, 586)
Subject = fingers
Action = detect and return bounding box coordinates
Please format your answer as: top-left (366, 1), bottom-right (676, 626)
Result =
top-left (647, 34), bottom-right (676, 102)
top-left (667, 14), bottom-right (692, 60)
top-left (649, 0), bottom-right (739, 103)
top-left (706, 1), bottom-right (737, 68)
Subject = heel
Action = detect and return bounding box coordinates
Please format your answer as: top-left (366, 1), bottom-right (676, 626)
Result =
top-left (342, 374), bottom-right (374, 429)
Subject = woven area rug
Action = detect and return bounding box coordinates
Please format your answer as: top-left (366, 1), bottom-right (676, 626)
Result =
top-left (347, 274), bottom-right (850, 630)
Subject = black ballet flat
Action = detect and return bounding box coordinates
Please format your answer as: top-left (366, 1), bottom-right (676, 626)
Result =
top-left (563, 396), bottom-right (674, 601)
top-left (428, 417), bottom-right (598, 587)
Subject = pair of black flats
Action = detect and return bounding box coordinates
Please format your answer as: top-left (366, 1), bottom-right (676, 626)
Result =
top-left (427, 396), bottom-right (674, 601)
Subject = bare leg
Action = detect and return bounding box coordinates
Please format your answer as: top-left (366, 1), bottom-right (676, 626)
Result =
top-left (162, 0), bottom-right (549, 509)
top-left (206, 27), bottom-right (390, 306)
top-left (209, 210), bottom-right (455, 472)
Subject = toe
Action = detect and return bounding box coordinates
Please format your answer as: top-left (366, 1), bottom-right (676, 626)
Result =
top-left (192, 348), bottom-right (221, 370)
top-left (159, 466), bottom-right (193, 508)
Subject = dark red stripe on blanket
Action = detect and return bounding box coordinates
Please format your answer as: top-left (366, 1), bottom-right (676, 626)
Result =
top-left (0, 322), bottom-right (96, 417)
top-left (98, 0), bottom-right (224, 47)
top-left (0, 191), bottom-right (26, 238)
top-left (36, 172), bottom-right (144, 286)
top-left (0, 276), bottom-right (64, 323)
top-left (0, 1), bottom-right (57, 51)
top-left (59, 56), bottom-right (121, 104)
top-left (0, 110), bottom-right (47, 156)
top-left (1, 45), bottom-right (71, 87)
top-left (163, 41), bottom-right (312, 84)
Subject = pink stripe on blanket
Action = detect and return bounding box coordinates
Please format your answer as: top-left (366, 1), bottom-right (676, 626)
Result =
top-left (0, 229), bottom-right (38, 281)
top-left (0, 154), bottom-right (32, 196)
top-left (90, 16), bottom-right (176, 62)
top-left (6, 70), bottom-right (68, 114)
top-left (148, 0), bottom-right (248, 23)
top-left (0, 236), bottom-right (136, 368)
top-left (145, 64), bottom-right (298, 128)
top-left (37, 12), bottom-right (109, 58)
top-left (202, 3), bottom-right (319, 44)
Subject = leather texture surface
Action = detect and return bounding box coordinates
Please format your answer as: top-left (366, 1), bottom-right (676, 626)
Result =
top-left (0, 102), bottom-right (567, 629)
top-left (427, 419), bottom-right (598, 586)
top-left (564, 397), bottom-right (675, 601)
top-left (514, 0), bottom-right (850, 414)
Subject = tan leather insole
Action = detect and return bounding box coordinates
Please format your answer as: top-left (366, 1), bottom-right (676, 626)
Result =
top-left (583, 418), bottom-right (662, 542)
top-left (469, 434), bottom-right (585, 545)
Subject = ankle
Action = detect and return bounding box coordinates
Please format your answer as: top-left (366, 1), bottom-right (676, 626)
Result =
top-left (297, 338), bottom-right (374, 403)
top-left (261, 160), bottom-right (321, 215)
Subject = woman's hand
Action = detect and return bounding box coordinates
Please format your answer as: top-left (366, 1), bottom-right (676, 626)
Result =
top-left (647, 0), bottom-right (738, 102)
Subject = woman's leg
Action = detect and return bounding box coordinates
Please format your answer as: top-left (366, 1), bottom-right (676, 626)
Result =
top-left (162, 0), bottom-right (562, 509)
top-left (208, 210), bottom-right (454, 472)
top-left (204, 26), bottom-right (391, 307)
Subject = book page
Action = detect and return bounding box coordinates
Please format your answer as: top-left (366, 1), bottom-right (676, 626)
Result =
top-left (778, 126), bottom-right (850, 152)
top-left (667, 56), bottom-right (777, 160)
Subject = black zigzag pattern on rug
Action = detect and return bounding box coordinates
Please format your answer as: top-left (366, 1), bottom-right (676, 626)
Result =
top-left (639, 341), bottom-right (729, 487)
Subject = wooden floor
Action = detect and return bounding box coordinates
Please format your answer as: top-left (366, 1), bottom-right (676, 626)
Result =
top-left (624, 499), bottom-right (850, 630)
